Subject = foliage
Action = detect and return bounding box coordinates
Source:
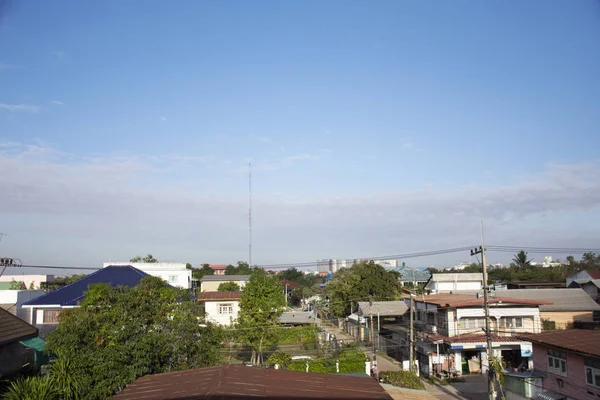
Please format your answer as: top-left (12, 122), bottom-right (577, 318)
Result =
top-left (9, 279), bottom-right (25, 290)
top-left (48, 356), bottom-right (83, 399)
top-left (325, 261), bottom-right (401, 317)
top-left (542, 319), bottom-right (556, 331)
top-left (45, 277), bottom-right (223, 399)
top-left (45, 274), bottom-right (87, 291)
top-left (380, 370), bottom-right (425, 390)
top-left (225, 261), bottom-right (256, 275)
top-left (185, 263), bottom-right (192, 269)
top-left (235, 269), bottom-right (286, 365)
top-left (192, 264), bottom-right (214, 280)
top-left (512, 251), bottom-right (532, 268)
top-left (1, 376), bottom-right (60, 400)
top-left (129, 254), bottom-right (158, 263)
top-left (266, 352), bottom-right (292, 369)
top-left (218, 281), bottom-right (241, 292)
top-left (287, 349), bottom-right (367, 374)
top-left (277, 326), bottom-right (318, 344)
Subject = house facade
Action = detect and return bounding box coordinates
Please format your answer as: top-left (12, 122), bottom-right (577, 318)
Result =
top-left (413, 293), bottom-right (549, 377)
top-left (200, 275), bottom-right (250, 292)
top-left (197, 291), bottom-right (241, 326)
top-left (103, 262), bottom-right (192, 289)
top-left (424, 273), bottom-right (483, 294)
top-left (519, 330), bottom-right (600, 400)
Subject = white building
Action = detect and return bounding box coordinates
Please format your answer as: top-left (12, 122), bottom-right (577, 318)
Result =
top-left (0, 289), bottom-right (45, 322)
top-left (530, 256), bottom-right (561, 268)
top-left (198, 291), bottom-right (241, 326)
top-left (103, 262), bottom-right (192, 289)
top-left (0, 275), bottom-right (54, 290)
top-left (317, 259), bottom-right (356, 274)
top-left (424, 273), bottom-right (483, 294)
top-left (374, 259), bottom-right (399, 268)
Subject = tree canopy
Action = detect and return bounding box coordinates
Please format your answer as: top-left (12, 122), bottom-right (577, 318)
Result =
top-left (129, 254), bottom-right (158, 263)
top-left (192, 264), bottom-right (214, 280)
top-left (44, 276), bottom-right (222, 399)
top-left (224, 261), bottom-right (256, 275)
top-left (217, 281), bottom-right (241, 292)
top-left (325, 261), bottom-right (402, 318)
top-left (236, 269), bottom-right (286, 365)
top-left (511, 250), bottom-right (532, 268)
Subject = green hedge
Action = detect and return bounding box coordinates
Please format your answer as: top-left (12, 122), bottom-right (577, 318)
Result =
top-left (277, 326), bottom-right (319, 344)
top-left (380, 371), bottom-right (425, 390)
top-left (287, 349), bottom-right (367, 374)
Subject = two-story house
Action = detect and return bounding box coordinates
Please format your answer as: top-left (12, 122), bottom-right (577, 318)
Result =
top-left (517, 329), bottom-right (600, 400)
top-left (199, 275), bottom-right (250, 292)
top-left (424, 273), bottom-right (483, 294)
top-left (413, 293), bottom-right (550, 377)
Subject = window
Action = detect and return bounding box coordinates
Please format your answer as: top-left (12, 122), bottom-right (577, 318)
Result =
top-left (168, 275), bottom-right (178, 282)
top-left (547, 349), bottom-right (567, 376)
top-left (585, 359), bottom-right (600, 388)
top-left (499, 317), bottom-right (523, 329)
top-left (43, 310), bottom-right (60, 324)
top-left (218, 303), bottom-right (233, 314)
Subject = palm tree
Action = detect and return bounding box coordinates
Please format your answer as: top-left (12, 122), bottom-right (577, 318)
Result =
top-left (512, 250), bottom-right (532, 268)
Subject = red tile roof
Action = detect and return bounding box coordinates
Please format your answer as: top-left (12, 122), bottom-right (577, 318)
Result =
top-left (415, 293), bottom-right (552, 308)
top-left (518, 329), bottom-right (600, 358)
top-left (209, 264), bottom-right (228, 270)
top-left (113, 364), bottom-right (392, 399)
top-left (197, 291), bottom-right (242, 301)
top-left (589, 270), bottom-right (600, 279)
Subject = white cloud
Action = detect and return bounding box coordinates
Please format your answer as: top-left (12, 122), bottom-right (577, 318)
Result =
top-left (160, 116), bottom-right (167, 122)
top-left (51, 100), bottom-right (64, 106)
top-left (0, 103), bottom-right (40, 113)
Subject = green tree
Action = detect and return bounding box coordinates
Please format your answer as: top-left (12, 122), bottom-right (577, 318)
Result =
top-left (225, 261), bottom-right (255, 275)
top-left (512, 250), bottom-right (532, 268)
top-left (236, 269), bottom-right (286, 366)
top-left (185, 263), bottom-right (192, 270)
top-left (130, 254), bottom-right (158, 263)
top-left (217, 281), bottom-right (241, 292)
top-left (45, 276), bottom-right (222, 399)
top-left (326, 261), bottom-right (402, 318)
top-left (9, 279), bottom-right (25, 290)
top-left (192, 264), bottom-right (215, 280)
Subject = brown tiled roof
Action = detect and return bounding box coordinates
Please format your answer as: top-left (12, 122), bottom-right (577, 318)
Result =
top-left (416, 293), bottom-right (552, 308)
top-left (112, 364), bottom-right (392, 400)
top-left (209, 264), bottom-right (228, 270)
top-left (197, 291), bottom-right (242, 301)
top-left (0, 308), bottom-right (38, 346)
top-left (518, 329), bottom-right (600, 358)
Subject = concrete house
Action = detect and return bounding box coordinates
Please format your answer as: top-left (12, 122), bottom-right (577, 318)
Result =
top-left (424, 273), bottom-right (483, 294)
top-left (199, 275), bottom-right (250, 292)
top-left (412, 293), bottom-right (550, 377)
top-left (514, 330), bottom-right (600, 400)
top-left (197, 291), bottom-right (241, 326)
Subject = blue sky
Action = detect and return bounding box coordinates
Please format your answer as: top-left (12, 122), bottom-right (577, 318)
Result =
top-left (1, 1), bottom-right (600, 272)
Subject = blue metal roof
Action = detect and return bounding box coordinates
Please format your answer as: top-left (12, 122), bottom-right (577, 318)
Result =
top-left (23, 265), bottom-right (149, 307)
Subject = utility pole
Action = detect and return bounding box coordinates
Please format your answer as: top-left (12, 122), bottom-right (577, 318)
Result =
top-left (409, 294), bottom-right (415, 373)
top-left (471, 221), bottom-right (495, 400)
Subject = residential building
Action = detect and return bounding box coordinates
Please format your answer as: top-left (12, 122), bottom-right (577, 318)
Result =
top-left (424, 273), bottom-right (483, 294)
top-left (22, 265), bottom-right (149, 337)
top-left (0, 289), bottom-right (45, 321)
top-left (530, 256), bottom-right (561, 268)
top-left (455, 288), bottom-right (600, 330)
top-left (412, 293), bottom-right (549, 377)
top-left (103, 262), bottom-right (192, 289)
top-left (316, 259), bottom-right (356, 274)
top-left (199, 275), bottom-right (250, 292)
top-left (506, 281), bottom-right (565, 290)
top-left (113, 364), bottom-right (391, 400)
top-left (566, 270), bottom-right (600, 287)
top-left (197, 291), bottom-right (241, 326)
top-left (567, 275), bottom-right (600, 304)
top-left (0, 274), bottom-right (55, 290)
top-left (207, 264), bottom-right (227, 276)
top-left (346, 301), bottom-right (409, 342)
top-left (392, 265), bottom-right (431, 287)
top-left (0, 308), bottom-right (38, 378)
top-left (517, 329), bottom-right (600, 400)
top-left (374, 259), bottom-right (399, 268)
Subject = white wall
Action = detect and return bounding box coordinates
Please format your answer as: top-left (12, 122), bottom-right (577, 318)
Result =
top-left (204, 300), bottom-right (239, 326)
top-left (103, 262), bottom-right (192, 289)
top-left (0, 290), bottom-right (45, 322)
top-left (0, 275), bottom-right (54, 290)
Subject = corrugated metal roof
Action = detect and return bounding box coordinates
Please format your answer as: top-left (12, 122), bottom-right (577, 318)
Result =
top-left (429, 273), bottom-right (483, 282)
top-left (23, 266), bottom-right (149, 307)
top-left (279, 311), bottom-right (314, 324)
top-left (112, 364), bottom-right (393, 399)
top-left (200, 275), bottom-right (251, 282)
top-left (357, 301), bottom-right (408, 317)
top-left (519, 329), bottom-right (600, 358)
top-left (0, 307), bottom-right (37, 345)
top-left (198, 291), bottom-right (242, 301)
top-left (453, 289), bottom-right (600, 311)
top-left (392, 266), bottom-right (431, 282)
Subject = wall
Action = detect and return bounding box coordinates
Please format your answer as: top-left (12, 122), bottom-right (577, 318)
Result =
top-left (0, 341), bottom-right (35, 378)
top-left (540, 311), bottom-right (594, 329)
top-left (0, 275), bottom-right (54, 290)
top-left (0, 290), bottom-right (45, 321)
top-left (532, 343), bottom-right (600, 399)
top-left (201, 279), bottom-right (248, 292)
top-left (103, 262), bottom-right (192, 289)
top-left (204, 300), bottom-right (239, 326)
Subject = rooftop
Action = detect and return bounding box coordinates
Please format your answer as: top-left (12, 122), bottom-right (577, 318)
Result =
top-left (200, 275), bottom-right (251, 282)
top-left (589, 271), bottom-right (600, 280)
top-left (23, 265), bottom-right (149, 307)
top-left (518, 329), bottom-right (600, 358)
top-left (0, 307), bottom-right (37, 346)
top-left (415, 293), bottom-right (551, 308)
top-left (209, 264), bottom-right (228, 270)
top-left (392, 266), bottom-right (431, 282)
top-left (357, 301), bottom-right (408, 317)
top-left (428, 273), bottom-right (483, 282)
top-left (279, 311), bottom-right (314, 324)
top-left (112, 364), bottom-right (392, 400)
top-left (428, 333), bottom-right (528, 344)
top-left (453, 288), bottom-right (599, 312)
top-left (198, 291), bottom-right (242, 301)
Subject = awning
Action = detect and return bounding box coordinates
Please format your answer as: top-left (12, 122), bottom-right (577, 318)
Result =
top-left (20, 337), bottom-right (49, 367)
top-left (534, 390), bottom-right (566, 400)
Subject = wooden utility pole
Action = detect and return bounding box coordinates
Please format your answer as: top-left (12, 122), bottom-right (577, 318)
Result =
top-left (409, 294), bottom-right (415, 373)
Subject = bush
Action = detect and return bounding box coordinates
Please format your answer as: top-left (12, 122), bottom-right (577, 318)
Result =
top-left (277, 326), bottom-right (319, 344)
top-left (286, 349), bottom-right (366, 374)
top-left (266, 352), bottom-right (292, 369)
top-left (380, 371), bottom-right (425, 390)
